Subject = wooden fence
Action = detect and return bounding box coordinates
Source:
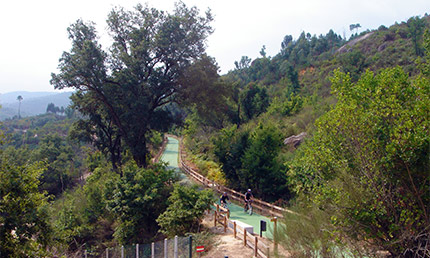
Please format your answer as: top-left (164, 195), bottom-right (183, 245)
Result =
top-left (174, 135), bottom-right (297, 219)
top-left (152, 136), bottom-right (169, 163)
top-left (161, 135), bottom-right (295, 257)
top-left (213, 203), bottom-right (271, 258)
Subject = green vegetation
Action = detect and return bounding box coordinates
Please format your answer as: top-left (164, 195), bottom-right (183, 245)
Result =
top-left (0, 158), bottom-right (51, 257)
top-left (284, 66), bottom-right (429, 256)
top-left (51, 3), bottom-right (214, 168)
top-left (1, 7), bottom-right (430, 257)
top-left (157, 185), bottom-right (213, 237)
top-left (1, 3), bottom-right (220, 256)
top-left (212, 123), bottom-right (289, 201)
top-left (0, 92), bottom-right (72, 120)
top-left (108, 163), bottom-right (176, 244)
top-left (182, 14), bottom-right (430, 257)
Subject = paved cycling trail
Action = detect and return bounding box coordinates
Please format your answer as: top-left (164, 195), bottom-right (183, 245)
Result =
top-left (160, 136), bottom-right (274, 239)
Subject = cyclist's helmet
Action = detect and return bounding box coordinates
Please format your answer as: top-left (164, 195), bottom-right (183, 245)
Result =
top-left (223, 192), bottom-right (227, 195)
top-left (247, 189), bottom-right (251, 192)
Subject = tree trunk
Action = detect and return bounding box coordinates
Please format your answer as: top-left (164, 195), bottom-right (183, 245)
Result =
top-left (128, 135), bottom-right (148, 168)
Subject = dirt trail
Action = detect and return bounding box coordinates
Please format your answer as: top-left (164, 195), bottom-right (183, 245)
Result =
top-left (201, 213), bottom-right (256, 258)
top-left (204, 233), bottom-right (255, 257)
top-left (200, 212), bottom-right (291, 258)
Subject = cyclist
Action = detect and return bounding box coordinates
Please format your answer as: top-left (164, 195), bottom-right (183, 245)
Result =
top-left (244, 189), bottom-right (253, 212)
top-left (220, 192), bottom-right (230, 208)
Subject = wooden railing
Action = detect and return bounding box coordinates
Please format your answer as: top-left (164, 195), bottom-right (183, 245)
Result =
top-left (152, 136), bottom-right (169, 163)
top-left (213, 203), bottom-right (271, 258)
top-left (175, 136), bottom-right (297, 219)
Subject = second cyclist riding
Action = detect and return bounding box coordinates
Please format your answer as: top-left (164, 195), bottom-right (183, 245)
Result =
top-left (243, 189), bottom-right (253, 215)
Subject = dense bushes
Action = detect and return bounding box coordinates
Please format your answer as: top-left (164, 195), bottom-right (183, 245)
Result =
top-left (50, 164), bottom-right (118, 255)
top-left (157, 185), bottom-right (213, 237)
top-left (49, 159), bottom-right (217, 255)
top-left (107, 163), bottom-right (176, 244)
top-left (286, 66), bottom-right (430, 256)
top-left (0, 159), bottom-right (51, 257)
top-left (212, 123), bottom-right (289, 202)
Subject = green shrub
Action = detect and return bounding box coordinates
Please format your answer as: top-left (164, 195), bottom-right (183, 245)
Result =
top-left (193, 158), bottom-right (226, 184)
top-left (157, 184), bottom-right (213, 237)
top-left (107, 163), bottom-right (176, 244)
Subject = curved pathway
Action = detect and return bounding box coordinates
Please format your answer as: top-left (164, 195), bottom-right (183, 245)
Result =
top-left (160, 136), bottom-right (275, 239)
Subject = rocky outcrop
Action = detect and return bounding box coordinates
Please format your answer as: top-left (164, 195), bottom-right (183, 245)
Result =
top-left (336, 32), bottom-right (374, 54)
top-left (283, 132), bottom-right (307, 148)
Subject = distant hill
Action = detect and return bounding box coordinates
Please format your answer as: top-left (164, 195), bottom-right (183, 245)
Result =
top-left (0, 91), bottom-right (59, 104)
top-left (0, 91), bottom-right (73, 120)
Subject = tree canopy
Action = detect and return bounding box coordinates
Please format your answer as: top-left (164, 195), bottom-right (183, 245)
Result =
top-left (51, 3), bottom-right (213, 167)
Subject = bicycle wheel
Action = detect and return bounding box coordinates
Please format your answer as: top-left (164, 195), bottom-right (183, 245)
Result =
top-left (248, 205), bottom-right (253, 215)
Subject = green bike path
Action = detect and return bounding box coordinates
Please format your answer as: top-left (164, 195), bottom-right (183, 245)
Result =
top-left (160, 137), bottom-right (189, 184)
top-left (160, 136), bottom-right (275, 239)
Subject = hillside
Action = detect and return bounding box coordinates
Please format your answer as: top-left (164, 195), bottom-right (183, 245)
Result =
top-left (182, 14), bottom-right (430, 257)
top-left (299, 16), bottom-right (430, 98)
top-left (1, 8), bottom-right (429, 257)
top-left (0, 91), bottom-right (73, 120)
top-left (226, 14), bottom-right (430, 98)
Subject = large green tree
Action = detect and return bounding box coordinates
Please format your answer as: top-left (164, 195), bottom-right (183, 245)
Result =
top-left (177, 55), bottom-right (230, 129)
top-left (240, 123), bottom-right (287, 201)
top-left (51, 3), bottom-right (213, 168)
top-left (213, 123), bottom-right (288, 201)
top-left (68, 91), bottom-right (123, 172)
top-left (213, 125), bottom-right (250, 189)
top-left (17, 95), bottom-right (23, 119)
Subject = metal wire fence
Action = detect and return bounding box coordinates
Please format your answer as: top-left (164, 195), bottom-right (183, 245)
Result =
top-left (98, 236), bottom-right (192, 258)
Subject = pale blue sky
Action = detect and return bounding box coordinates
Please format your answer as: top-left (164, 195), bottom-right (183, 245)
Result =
top-left (1, 0), bottom-right (429, 93)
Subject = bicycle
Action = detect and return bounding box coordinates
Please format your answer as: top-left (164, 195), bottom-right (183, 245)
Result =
top-left (244, 200), bottom-right (253, 215)
top-left (220, 201), bottom-right (230, 211)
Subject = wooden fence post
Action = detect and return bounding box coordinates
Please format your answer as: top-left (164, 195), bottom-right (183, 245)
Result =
top-left (254, 237), bottom-right (258, 257)
top-left (214, 210), bottom-right (217, 227)
top-left (243, 230), bottom-right (247, 247)
top-left (233, 221), bottom-right (237, 238)
top-left (271, 217), bottom-right (278, 254)
top-left (224, 216), bottom-right (227, 233)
